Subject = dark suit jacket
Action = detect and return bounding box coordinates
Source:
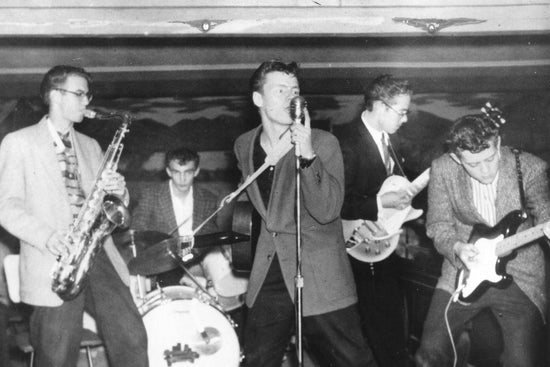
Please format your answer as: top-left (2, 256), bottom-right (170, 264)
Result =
top-left (334, 120), bottom-right (403, 222)
top-left (132, 181), bottom-right (218, 236)
top-left (234, 126), bottom-right (357, 316)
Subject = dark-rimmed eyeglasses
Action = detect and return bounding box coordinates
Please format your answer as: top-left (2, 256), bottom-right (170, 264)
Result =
top-left (54, 88), bottom-right (93, 102)
top-left (381, 100), bottom-right (409, 117)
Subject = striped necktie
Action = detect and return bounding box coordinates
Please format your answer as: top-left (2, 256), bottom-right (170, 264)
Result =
top-left (56, 132), bottom-right (85, 219)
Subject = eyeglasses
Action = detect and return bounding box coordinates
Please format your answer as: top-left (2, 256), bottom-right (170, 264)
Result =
top-left (381, 100), bottom-right (409, 117)
top-left (54, 88), bottom-right (93, 102)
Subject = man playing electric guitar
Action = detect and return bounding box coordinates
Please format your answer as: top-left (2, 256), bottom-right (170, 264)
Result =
top-left (415, 111), bottom-right (550, 367)
top-left (334, 74), bottom-right (414, 367)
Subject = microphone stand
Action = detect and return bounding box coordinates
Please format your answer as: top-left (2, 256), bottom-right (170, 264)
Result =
top-left (289, 95), bottom-right (306, 367)
top-left (294, 126), bottom-right (304, 367)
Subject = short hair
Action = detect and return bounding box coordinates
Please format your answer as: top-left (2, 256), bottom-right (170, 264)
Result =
top-left (40, 65), bottom-right (92, 106)
top-left (165, 147), bottom-right (200, 169)
top-left (363, 74), bottom-right (412, 110)
top-left (446, 114), bottom-right (500, 155)
top-left (249, 60), bottom-right (299, 94)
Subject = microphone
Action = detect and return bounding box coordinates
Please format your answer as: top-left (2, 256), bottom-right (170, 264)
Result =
top-left (289, 96), bottom-right (306, 124)
top-left (289, 96), bottom-right (307, 157)
top-left (84, 109), bottom-right (131, 120)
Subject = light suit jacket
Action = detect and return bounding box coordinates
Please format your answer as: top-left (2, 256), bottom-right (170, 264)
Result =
top-left (0, 116), bottom-right (128, 306)
top-left (426, 147), bottom-right (550, 317)
top-left (233, 126), bottom-right (357, 316)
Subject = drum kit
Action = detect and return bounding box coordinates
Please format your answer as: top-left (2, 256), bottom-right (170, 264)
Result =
top-left (120, 229), bottom-right (250, 367)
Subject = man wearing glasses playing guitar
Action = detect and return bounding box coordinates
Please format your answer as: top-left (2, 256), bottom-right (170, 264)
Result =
top-left (415, 111), bottom-right (550, 367)
top-left (334, 74), bottom-right (415, 367)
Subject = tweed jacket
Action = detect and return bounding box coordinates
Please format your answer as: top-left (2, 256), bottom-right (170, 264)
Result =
top-left (233, 126), bottom-right (357, 316)
top-left (0, 116), bottom-right (128, 306)
top-left (335, 120), bottom-right (403, 221)
top-left (132, 181), bottom-right (218, 236)
top-left (426, 146), bottom-right (550, 316)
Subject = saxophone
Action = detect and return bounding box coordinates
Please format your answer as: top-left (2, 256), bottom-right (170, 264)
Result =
top-left (51, 109), bottom-right (132, 301)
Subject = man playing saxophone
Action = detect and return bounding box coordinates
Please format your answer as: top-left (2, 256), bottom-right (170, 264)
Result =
top-left (0, 65), bottom-right (148, 367)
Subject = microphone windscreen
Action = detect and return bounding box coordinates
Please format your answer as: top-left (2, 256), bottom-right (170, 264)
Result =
top-left (289, 96), bottom-right (307, 122)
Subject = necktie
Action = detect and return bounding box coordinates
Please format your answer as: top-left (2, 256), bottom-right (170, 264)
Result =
top-left (59, 131), bottom-right (72, 149)
top-left (56, 131), bottom-right (85, 218)
top-left (381, 134), bottom-right (392, 175)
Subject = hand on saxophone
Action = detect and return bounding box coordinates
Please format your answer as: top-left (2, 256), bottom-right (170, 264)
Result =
top-left (100, 169), bottom-right (127, 197)
top-left (46, 231), bottom-right (70, 258)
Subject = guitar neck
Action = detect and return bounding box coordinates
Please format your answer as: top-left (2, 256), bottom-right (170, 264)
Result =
top-left (405, 168), bottom-right (430, 197)
top-left (496, 221), bottom-right (547, 257)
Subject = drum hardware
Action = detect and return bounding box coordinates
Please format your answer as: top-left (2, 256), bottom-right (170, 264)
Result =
top-left (127, 231), bottom-right (250, 276)
top-left (166, 244), bottom-right (237, 327)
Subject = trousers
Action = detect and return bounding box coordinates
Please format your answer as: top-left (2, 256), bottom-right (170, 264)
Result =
top-left (415, 284), bottom-right (544, 367)
top-left (30, 249), bottom-right (148, 367)
top-left (242, 256), bottom-right (377, 367)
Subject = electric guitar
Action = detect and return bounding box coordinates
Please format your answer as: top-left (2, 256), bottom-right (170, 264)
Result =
top-left (455, 209), bottom-right (548, 303)
top-left (342, 168), bottom-right (430, 263)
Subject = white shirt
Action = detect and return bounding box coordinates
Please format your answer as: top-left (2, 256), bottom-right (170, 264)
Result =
top-left (363, 115), bottom-right (394, 217)
top-left (471, 173), bottom-right (499, 226)
top-left (362, 115), bottom-right (394, 172)
top-left (169, 182), bottom-right (193, 236)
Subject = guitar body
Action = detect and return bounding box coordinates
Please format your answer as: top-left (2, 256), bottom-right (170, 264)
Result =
top-left (230, 201), bottom-right (260, 274)
top-left (456, 210), bottom-right (525, 303)
top-left (343, 170), bottom-right (429, 263)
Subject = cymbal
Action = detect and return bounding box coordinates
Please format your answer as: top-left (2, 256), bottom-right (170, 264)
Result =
top-left (128, 231), bottom-right (250, 276)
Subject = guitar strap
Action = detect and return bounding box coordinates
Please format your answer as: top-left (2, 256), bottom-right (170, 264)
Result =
top-left (387, 137), bottom-right (406, 177)
top-left (512, 148), bottom-right (528, 219)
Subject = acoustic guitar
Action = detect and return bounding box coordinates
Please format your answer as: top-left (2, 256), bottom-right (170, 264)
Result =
top-left (342, 168), bottom-right (430, 263)
top-left (230, 201), bottom-right (261, 274)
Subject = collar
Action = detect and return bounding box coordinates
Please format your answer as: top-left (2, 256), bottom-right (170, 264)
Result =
top-left (46, 117), bottom-right (72, 154)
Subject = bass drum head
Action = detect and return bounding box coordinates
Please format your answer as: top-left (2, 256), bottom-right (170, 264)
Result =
top-left (140, 286), bottom-right (240, 367)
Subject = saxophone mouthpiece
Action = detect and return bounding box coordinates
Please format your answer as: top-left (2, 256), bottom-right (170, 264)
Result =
top-left (83, 109), bottom-right (97, 119)
top-left (84, 109), bottom-right (131, 120)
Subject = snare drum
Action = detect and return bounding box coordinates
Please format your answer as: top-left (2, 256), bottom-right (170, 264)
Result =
top-left (139, 286), bottom-right (240, 367)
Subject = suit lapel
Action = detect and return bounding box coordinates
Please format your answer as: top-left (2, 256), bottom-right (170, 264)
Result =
top-left (72, 131), bottom-right (97, 195)
top-left (160, 181), bottom-right (178, 233)
top-left (30, 118), bottom-right (68, 201)
top-left (192, 187), bottom-right (204, 229)
top-left (358, 122), bottom-right (388, 177)
top-left (495, 150), bottom-right (519, 220)
top-left (245, 127), bottom-right (268, 220)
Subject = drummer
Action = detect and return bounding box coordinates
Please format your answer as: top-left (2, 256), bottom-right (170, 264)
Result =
top-left (131, 147), bottom-right (247, 336)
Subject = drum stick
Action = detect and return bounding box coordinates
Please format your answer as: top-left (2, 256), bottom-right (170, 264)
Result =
top-left (130, 230), bottom-right (146, 300)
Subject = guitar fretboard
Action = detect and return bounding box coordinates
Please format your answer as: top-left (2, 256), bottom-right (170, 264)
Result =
top-left (496, 222), bottom-right (547, 257)
top-left (405, 168), bottom-right (430, 197)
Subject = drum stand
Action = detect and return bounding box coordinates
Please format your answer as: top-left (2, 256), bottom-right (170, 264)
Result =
top-left (168, 247), bottom-right (237, 329)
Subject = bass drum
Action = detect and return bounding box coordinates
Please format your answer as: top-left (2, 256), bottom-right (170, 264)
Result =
top-left (139, 286), bottom-right (240, 367)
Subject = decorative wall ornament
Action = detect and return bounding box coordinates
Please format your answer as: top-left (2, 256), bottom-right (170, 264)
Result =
top-left (393, 17), bottom-right (486, 34)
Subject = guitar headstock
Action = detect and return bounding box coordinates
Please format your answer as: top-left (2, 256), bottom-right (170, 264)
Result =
top-left (481, 102), bottom-right (506, 128)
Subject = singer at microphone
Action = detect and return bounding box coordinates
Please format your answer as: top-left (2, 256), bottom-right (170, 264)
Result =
top-left (289, 96), bottom-right (316, 168)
